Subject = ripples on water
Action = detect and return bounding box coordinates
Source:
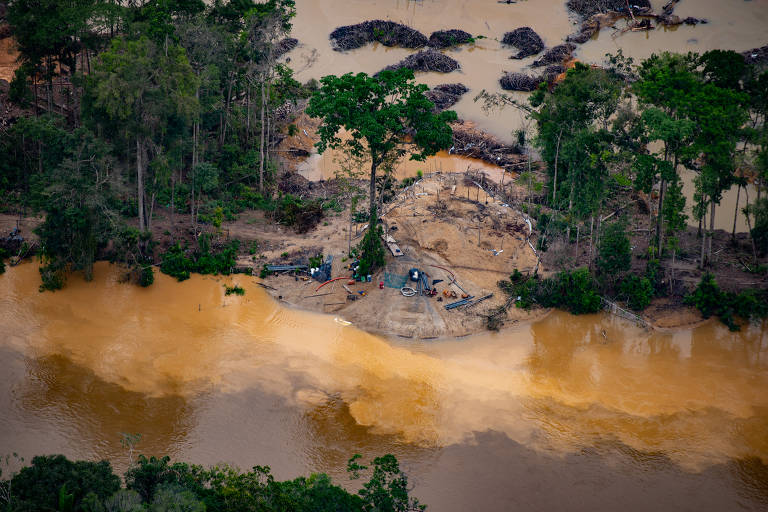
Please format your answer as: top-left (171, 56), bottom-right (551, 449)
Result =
top-left (1, 263), bottom-right (768, 510)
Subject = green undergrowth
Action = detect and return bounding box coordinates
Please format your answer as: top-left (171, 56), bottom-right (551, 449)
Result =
top-left (160, 235), bottom-right (239, 281)
top-left (684, 273), bottom-right (768, 331)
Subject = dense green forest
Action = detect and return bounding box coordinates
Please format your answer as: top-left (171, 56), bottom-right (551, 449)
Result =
top-left (2, 0), bottom-right (312, 289)
top-left (0, 452), bottom-right (426, 511)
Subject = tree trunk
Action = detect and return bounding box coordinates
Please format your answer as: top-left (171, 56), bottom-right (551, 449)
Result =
top-left (171, 173), bottom-right (176, 240)
top-left (707, 201), bottom-right (715, 263)
top-left (699, 195), bottom-right (707, 269)
top-left (33, 74), bottom-right (39, 117)
top-left (193, 83), bottom-right (200, 168)
top-left (744, 186), bottom-right (758, 262)
top-left (369, 158), bottom-right (378, 222)
top-left (588, 215), bottom-right (594, 265)
top-left (137, 137), bottom-right (146, 233)
top-left (732, 183), bottom-right (741, 243)
top-left (656, 178), bottom-right (665, 259)
top-left (552, 128), bottom-right (563, 208)
top-left (566, 168), bottom-right (574, 241)
top-left (670, 248), bottom-right (676, 294)
top-left (575, 224), bottom-right (580, 262)
top-left (259, 79), bottom-right (266, 193)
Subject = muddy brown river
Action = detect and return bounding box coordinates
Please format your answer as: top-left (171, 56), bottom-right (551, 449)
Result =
top-left (2, 263), bottom-right (768, 510)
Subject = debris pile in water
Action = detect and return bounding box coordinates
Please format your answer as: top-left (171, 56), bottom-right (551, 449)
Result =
top-left (743, 44), bottom-right (768, 68)
top-left (532, 43), bottom-right (576, 68)
top-left (566, 0), bottom-right (651, 19)
top-left (330, 20), bottom-right (428, 51)
top-left (380, 49), bottom-right (460, 74)
top-left (425, 83), bottom-right (469, 111)
top-left (499, 72), bottom-right (543, 92)
top-left (502, 27), bottom-right (544, 59)
top-left (274, 37), bottom-right (298, 58)
top-left (451, 122), bottom-right (523, 169)
top-left (543, 64), bottom-right (566, 82)
top-left (428, 29), bottom-right (474, 48)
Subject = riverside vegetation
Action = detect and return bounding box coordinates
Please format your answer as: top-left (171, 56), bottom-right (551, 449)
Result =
top-left (0, 452), bottom-right (425, 512)
top-left (0, 2), bottom-right (766, 324)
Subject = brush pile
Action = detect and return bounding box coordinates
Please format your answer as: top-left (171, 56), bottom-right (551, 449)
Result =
top-left (451, 123), bottom-right (523, 169)
top-left (743, 44), bottom-right (768, 68)
top-left (566, 0), bottom-right (650, 19)
top-left (330, 20), bottom-right (428, 51)
top-left (274, 37), bottom-right (298, 58)
top-left (502, 27), bottom-right (544, 59)
top-left (542, 64), bottom-right (566, 82)
top-left (567, 16), bottom-right (603, 44)
top-left (499, 72), bottom-right (543, 92)
top-left (425, 83), bottom-right (469, 111)
top-left (428, 29), bottom-right (474, 48)
top-left (532, 43), bottom-right (575, 67)
top-left (380, 49), bottom-right (460, 74)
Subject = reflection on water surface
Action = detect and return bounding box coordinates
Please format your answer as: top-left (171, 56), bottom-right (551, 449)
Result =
top-left (1, 263), bottom-right (767, 510)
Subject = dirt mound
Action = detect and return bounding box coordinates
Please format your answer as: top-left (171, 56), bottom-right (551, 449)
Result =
top-left (499, 72), bottom-right (543, 92)
top-left (566, 0), bottom-right (651, 18)
top-left (502, 27), bottom-right (544, 59)
top-left (425, 83), bottom-right (469, 111)
top-left (330, 20), bottom-right (428, 51)
top-left (428, 29), bottom-right (474, 48)
top-left (381, 49), bottom-right (460, 74)
top-left (451, 122), bottom-right (523, 169)
top-left (532, 43), bottom-right (575, 68)
top-left (274, 37), bottom-right (298, 58)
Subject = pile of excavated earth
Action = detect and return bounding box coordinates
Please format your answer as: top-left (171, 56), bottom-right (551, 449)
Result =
top-left (258, 171), bottom-right (543, 339)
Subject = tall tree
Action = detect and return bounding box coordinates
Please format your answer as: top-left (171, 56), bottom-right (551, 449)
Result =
top-left (307, 68), bottom-right (455, 272)
top-left (88, 36), bottom-right (198, 234)
top-left (530, 63), bottom-right (620, 214)
top-left (632, 52), bottom-right (699, 258)
top-left (8, 0), bottom-right (97, 114)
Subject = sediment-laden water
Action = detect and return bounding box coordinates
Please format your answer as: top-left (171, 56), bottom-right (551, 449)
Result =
top-left (2, 263), bottom-right (767, 510)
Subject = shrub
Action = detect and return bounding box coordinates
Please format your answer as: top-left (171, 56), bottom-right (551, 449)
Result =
top-left (225, 284), bottom-right (245, 296)
top-left (139, 264), bottom-right (154, 287)
top-left (684, 273), bottom-right (768, 330)
top-left (750, 197), bottom-right (768, 255)
top-left (597, 220), bottom-right (631, 279)
top-left (356, 217), bottom-right (386, 276)
top-left (503, 267), bottom-right (601, 314)
top-left (160, 243), bottom-right (193, 281)
top-left (620, 274), bottom-right (653, 311)
top-left (39, 260), bottom-right (66, 291)
top-left (160, 236), bottom-right (239, 281)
